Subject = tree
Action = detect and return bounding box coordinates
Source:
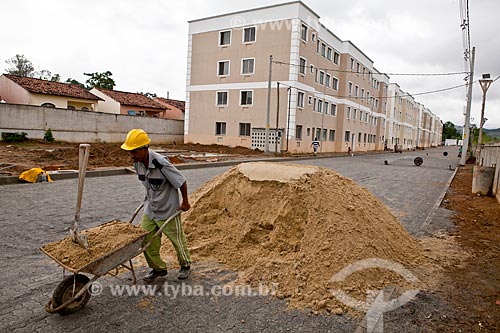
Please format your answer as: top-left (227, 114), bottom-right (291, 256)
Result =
top-left (37, 69), bottom-right (60, 82)
top-left (4, 54), bottom-right (60, 81)
top-left (84, 71), bottom-right (115, 90)
top-left (65, 78), bottom-right (86, 88)
top-left (442, 121), bottom-right (461, 140)
top-left (5, 54), bottom-right (35, 77)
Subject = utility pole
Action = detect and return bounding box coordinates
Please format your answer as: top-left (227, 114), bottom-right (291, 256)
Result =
top-left (265, 55), bottom-right (273, 153)
top-left (286, 87), bottom-right (291, 152)
top-left (476, 73), bottom-right (493, 161)
top-left (275, 82), bottom-right (280, 153)
top-left (459, 47), bottom-right (475, 166)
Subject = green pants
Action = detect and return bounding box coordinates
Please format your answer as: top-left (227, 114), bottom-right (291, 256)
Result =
top-left (141, 214), bottom-right (191, 270)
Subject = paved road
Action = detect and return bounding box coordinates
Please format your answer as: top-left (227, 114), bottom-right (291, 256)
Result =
top-left (0, 146), bottom-right (459, 332)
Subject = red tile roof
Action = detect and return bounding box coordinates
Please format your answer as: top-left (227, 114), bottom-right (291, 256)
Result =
top-left (97, 88), bottom-right (166, 110)
top-left (155, 97), bottom-right (185, 112)
top-left (4, 74), bottom-right (102, 100)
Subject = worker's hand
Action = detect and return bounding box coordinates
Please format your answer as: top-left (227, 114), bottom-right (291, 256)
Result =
top-left (178, 201), bottom-right (191, 212)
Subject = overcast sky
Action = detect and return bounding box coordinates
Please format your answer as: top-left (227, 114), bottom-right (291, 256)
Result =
top-left (1, 0), bottom-right (499, 128)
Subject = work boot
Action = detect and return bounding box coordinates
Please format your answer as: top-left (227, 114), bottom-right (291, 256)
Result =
top-left (143, 269), bottom-right (168, 283)
top-left (177, 266), bottom-right (190, 280)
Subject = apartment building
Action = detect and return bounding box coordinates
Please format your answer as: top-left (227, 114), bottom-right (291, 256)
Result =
top-left (186, 1), bottom-right (390, 153)
top-left (386, 83), bottom-right (442, 150)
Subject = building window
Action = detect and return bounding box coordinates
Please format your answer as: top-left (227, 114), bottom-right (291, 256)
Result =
top-left (324, 101), bottom-right (329, 114)
top-left (348, 82), bottom-right (353, 95)
top-left (216, 91), bottom-right (228, 106)
top-left (331, 77), bottom-right (339, 91)
top-left (359, 111), bottom-right (363, 121)
top-left (329, 129), bottom-right (335, 141)
top-left (319, 71), bottom-right (325, 85)
top-left (301, 24), bottom-right (308, 41)
top-left (355, 85), bottom-right (359, 97)
top-left (218, 60), bottom-right (229, 76)
top-left (298, 57), bottom-right (307, 75)
top-left (356, 62), bottom-right (360, 74)
top-left (239, 123), bottom-right (251, 136)
top-left (297, 91), bottom-right (305, 108)
top-left (219, 30), bottom-right (231, 46)
top-left (325, 74), bottom-right (331, 87)
top-left (311, 33), bottom-right (316, 42)
top-left (216, 122), bottom-right (226, 135)
top-left (347, 107), bottom-right (351, 119)
top-left (330, 104), bottom-right (337, 116)
top-left (327, 47), bottom-right (332, 61)
top-left (243, 27), bottom-right (256, 43)
top-left (41, 103), bottom-right (55, 108)
top-left (317, 100), bottom-right (322, 113)
top-left (350, 58), bottom-right (354, 70)
top-left (241, 58), bottom-right (255, 75)
top-left (296, 125), bottom-right (303, 140)
top-left (345, 131), bottom-right (351, 142)
top-left (240, 90), bottom-right (253, 106)
top-left (322, 129), bottom-right (327, 141)
top-left (316, 128), bottom-right (321, 139)
top-left (310, 64), bottom-right (314, 74)
top-left (306, 128), bottom-right (310, 136)
top-left (313, 98), bottom-right (317, 111)
top-left (353, 109), bottom-right (357, 119)
top-left (321, 43), bottom-right (327, 57)
top-left (333, 52), bottom-right (340, 65)
top-left (359, 133), bottom-right (362, 143)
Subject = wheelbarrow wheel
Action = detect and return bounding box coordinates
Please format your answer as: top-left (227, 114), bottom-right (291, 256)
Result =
top-left (52, 274), bottom-right (91, 315)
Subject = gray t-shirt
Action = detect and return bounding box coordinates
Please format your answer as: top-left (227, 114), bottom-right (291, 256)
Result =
top-left (134, 149), bottom-right (186, 220)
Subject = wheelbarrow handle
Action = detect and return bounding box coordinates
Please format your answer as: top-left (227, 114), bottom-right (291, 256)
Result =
top-left (137, 211), bottom-right (182, 253)
top-left (128, 203), bottom-right (145, 224)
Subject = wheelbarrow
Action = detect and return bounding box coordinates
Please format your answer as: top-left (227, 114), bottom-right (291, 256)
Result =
top-left (41, 206), bottom-right (181, 315)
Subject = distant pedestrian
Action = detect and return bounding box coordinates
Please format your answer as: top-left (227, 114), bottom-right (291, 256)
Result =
top-left (310, 137), bottom-right (320, 155)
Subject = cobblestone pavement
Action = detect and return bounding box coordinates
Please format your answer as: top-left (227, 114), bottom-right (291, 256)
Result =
top-left (0, 146), bottom-right (459, 332)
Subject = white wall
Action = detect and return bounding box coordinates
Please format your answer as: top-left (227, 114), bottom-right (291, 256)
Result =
top-left (0, 103), bottom-right (183, 144)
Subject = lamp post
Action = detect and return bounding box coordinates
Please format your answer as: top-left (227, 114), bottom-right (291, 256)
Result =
top-left (476, 73), bottom-right (493, 161)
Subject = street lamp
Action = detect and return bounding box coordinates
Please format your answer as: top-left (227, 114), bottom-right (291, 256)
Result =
top-left (477, 73), bottom-right (493, 161)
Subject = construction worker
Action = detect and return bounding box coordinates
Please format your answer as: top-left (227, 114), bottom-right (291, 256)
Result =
top-left (121, 129), bottom-right (192, 282)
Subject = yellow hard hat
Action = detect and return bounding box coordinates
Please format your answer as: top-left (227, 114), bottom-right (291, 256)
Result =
top-left (121, 129), bottom-right (151, 151)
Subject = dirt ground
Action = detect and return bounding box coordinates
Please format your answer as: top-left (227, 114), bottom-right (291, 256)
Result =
top-left (0, 139), bottom-right (266, 177)
top-left (436, 164), bottom-right (500, 330)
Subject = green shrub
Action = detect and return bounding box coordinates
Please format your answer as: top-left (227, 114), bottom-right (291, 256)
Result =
top-left (44, 129), bottom-right (54, 142)
top-left (1, 132), bottom-right (28, 142)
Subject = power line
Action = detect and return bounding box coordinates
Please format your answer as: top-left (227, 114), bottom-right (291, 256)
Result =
top-left (276, 79), bottom-right (474, 102)
top-left (273, 60), bottom-right (469, 77)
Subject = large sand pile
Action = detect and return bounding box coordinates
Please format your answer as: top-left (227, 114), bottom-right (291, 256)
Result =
top-left (181, 162), bottom-right (426, 313)
top-left (41, 221), bottom-right (148, 271)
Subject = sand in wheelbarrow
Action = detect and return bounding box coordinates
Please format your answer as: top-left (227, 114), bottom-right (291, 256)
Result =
top-left (41, 221), bottom-right (148, 271)
top-left (179, 162), bottom-right (428, 315)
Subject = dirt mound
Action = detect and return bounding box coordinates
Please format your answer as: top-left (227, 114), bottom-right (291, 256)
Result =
top-left (181, 162), bottom-right (425, 313)
top-left (41, 221), bottom-right (148, 271)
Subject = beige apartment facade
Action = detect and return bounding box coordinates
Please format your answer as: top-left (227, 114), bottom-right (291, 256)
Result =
top-left (386, 83), bottom-right (442, 150)
top-left (186, 1), bottom-right (390, 153)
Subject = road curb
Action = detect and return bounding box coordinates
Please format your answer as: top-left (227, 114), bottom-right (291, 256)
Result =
top-left (0, 152), bottom-right (370, 185)
top-left (419, 166), bottom-right (459, 233)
